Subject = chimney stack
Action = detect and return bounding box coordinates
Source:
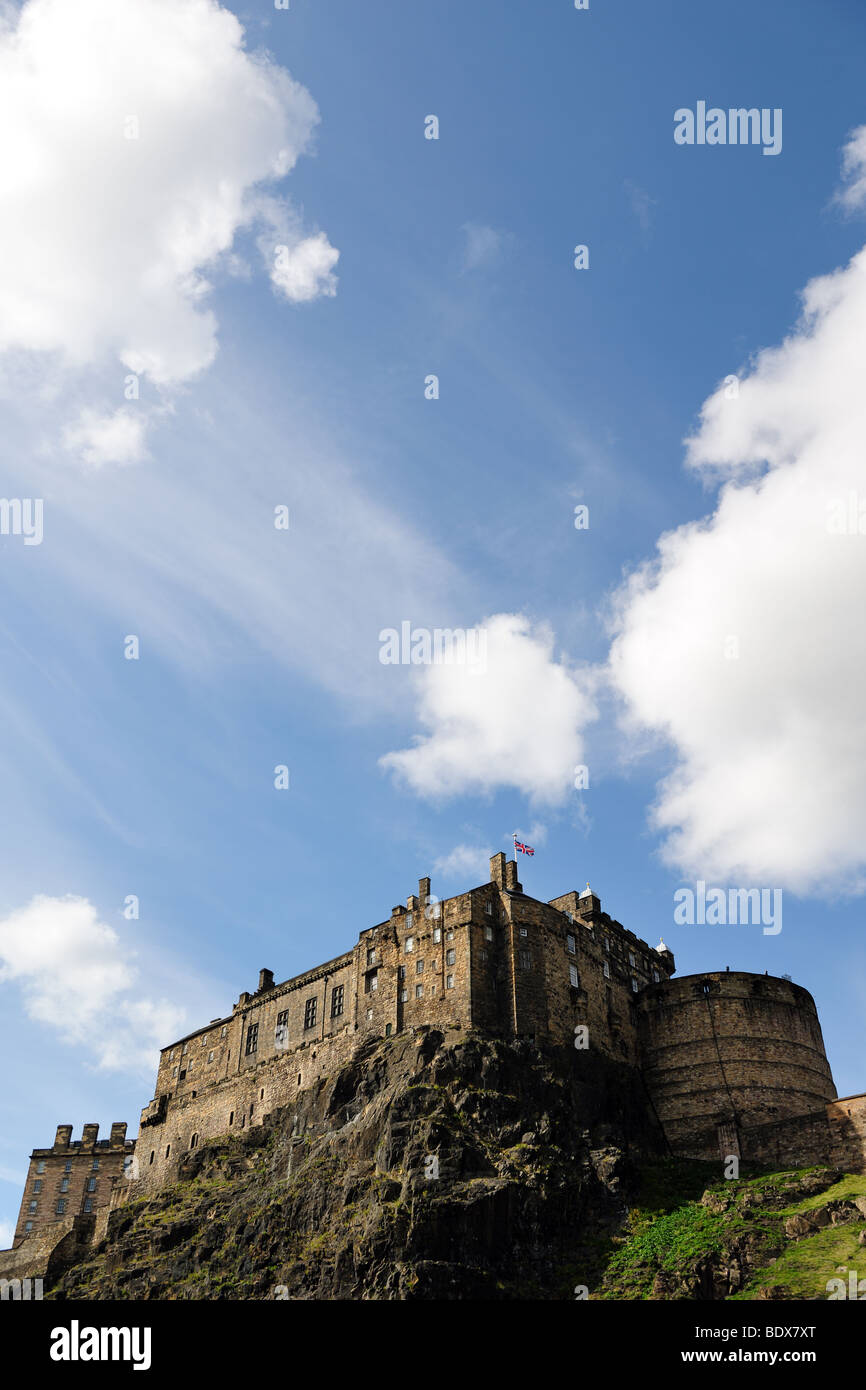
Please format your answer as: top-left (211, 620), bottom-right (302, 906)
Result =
top-left (53, 1125), bottom-right (72, 1150)
top-left (258, 968), bottom-right (274, 993)
top-left (489, 853), bottom-right (506, 888)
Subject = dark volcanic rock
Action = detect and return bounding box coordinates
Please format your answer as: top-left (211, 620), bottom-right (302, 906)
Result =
top-left (48, 1029), bottom-right (665, 1301)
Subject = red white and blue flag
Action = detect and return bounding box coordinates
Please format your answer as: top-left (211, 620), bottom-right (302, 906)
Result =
top-left (513, 837), bottom-right (535, 856)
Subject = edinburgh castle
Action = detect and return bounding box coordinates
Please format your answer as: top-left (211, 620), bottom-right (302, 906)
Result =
top-left (4, 852), bottom-right (866, 1285)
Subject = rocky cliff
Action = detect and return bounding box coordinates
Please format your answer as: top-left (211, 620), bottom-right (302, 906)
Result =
top-left (41, 1027), bottom-right (866, 1300)
top-left (47, 1027), bottom-right (664, 1299)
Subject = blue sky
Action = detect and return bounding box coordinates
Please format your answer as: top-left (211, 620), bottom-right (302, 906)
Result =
top-left (2, 0), bottom-right (866, 1242)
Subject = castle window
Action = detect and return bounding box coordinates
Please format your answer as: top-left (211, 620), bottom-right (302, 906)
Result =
top-left (277, 1009), bottom-right (289, 1029)
top-left (24, 1222), bottom-right (32, 1233)
top-left (28, 1200), bottom-right (37, 1213)
top-left (92, 1158), bottom-right (99, 1170)
top-left (406, 913), bottom-right (413, 929)
top-left (189, 1130), bottom-right (197, 1150)
top-left (433, 927), bottom-right (441, 943)
top-left (149, 1151), bottom-right (155, 1165)
top-left (397, 965), bottom-right (405, 981)
top-left (446, 930), bottom-right (453, 940)
top-left (652, 969), bottom-right (659, 984)
top-left (366, 1009), bottom-right (373, 1020)
top-left (604, 937), bottom-right (610, 953)
top-left (519, 950), bottom-right (531, 970)
top-left (484, 925), bottom-right (493, 942)
top-left (331, 985), bottom-right (344, 1018)
top-left (566, 912), bottom-right (574, 924)
top-left (603, 961), bottom-right (610, 979)
top-left (60, 1178), bottom-right (69, 1193)
top-left (86, 1177), bottom-right (96, 1192)
top-left (165, 1145), bottom-right (171, 1158)
top-left (631, 977), bottom-right (639, 993)
top-left (415, 984), bottom-right (423, 998)
top-left (385, 1023), bottom-right (392, 1036)
top-left (366, 948), bottom-right (376, 967)
top-left (33, 1180), bottom-right (42, 1194)
top-left (36, 1161), bottom-right (45, 1174)
top-left (241, 1116), bottom-right (246, 1128)
top-left (221, 1026), bottom-right (228, 1037)
top-left (201, 1035), bottom-right (208, 1047)
top-left (83, 1199), bottom-right (93, 1214)
top-left (629, 952), bottom-right (635, 968)
top-left (569, 965), bottom-right (580, 988)
top-left (485, 901), bottom-right (493, 915)
top-left (363, 972), bottom-right (378, 996)
top-left (182, 1042), bottom-right (188, 1054)
top-left (446, 975), bottom-right (454, 989)
top-left (304, 997), bottom-right (318, 1028)
top-left (404, 936), bottom-right (415, 953)
top-left (245, 1023), bottom-right (259, 1055)
top-left (56, 1199), bottom-right (66, 1215)
top-left (566, 934), bottom-right (576, 954)
top-left (64, 1162), bottom-right (72, 1173)
top-left (169, 1049), bottom-right (175, 1061)
top-left (400, 989), bottom-right (408, 1003)
top-left (416, 959), bottom-right (424, 975)
top-left (208, 1050), bottom-right (215, 1063)
top-left (446, 948), bottom-right (456, 966)
top-left (172, 1066), bottom-right (178, 1077)
top-left (297, 1074), bottom-right (302, 1085)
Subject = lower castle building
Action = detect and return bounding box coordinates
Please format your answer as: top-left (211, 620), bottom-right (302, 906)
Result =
top-left (4, 852), bottom-right (866, 1269)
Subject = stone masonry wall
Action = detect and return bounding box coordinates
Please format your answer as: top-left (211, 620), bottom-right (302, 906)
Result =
top-left (637, 972), bottom-right (837, 1158)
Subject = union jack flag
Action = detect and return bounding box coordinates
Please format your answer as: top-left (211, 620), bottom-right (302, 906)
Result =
top-left (514, 839), bottom-right (535, 856)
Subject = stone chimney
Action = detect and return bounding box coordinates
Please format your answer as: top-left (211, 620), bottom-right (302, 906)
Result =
top-left (81, 1123), bottom-right (99, 1147)
top-left (258, 968), bottom-right (274, 993)
top-left (53, 1125), bottom-right (72, 1150)
top-left (489, 853), bottom-right (506, 887)
top-left (504, 860), bottom-right (522, 892)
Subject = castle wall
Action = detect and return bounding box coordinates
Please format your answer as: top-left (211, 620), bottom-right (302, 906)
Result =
top-left (637, 972), bottom-right (837, 1158)
top-left (24, 859), bottom-right (850, 1216)
top-left (10, 1122), bottom-right (131, 1248)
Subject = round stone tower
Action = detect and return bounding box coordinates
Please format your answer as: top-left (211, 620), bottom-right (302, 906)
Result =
top-left (636, 971), bottom-right (836, 1158)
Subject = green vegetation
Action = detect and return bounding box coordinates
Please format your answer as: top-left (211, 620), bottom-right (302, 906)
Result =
top-left (598, 1161), bottom-right (866, 1301)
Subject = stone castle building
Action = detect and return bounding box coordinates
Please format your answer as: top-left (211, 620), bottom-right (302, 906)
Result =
top-left (5, 853), bottom-right (866, 1269)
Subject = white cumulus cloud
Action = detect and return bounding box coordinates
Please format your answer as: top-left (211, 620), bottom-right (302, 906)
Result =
top-left (381, 614), bottom-right (597, 805)
top-left (63, 407), bottom-right (150, 469)
top-left (0, 895), bottom-right (187, 1073)
top-left (433, 844), bottom-right (494, 882)
top-left (0, 0), bottom-right (337, 458)
top-left (610, 159), bottom-right (866, 893)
